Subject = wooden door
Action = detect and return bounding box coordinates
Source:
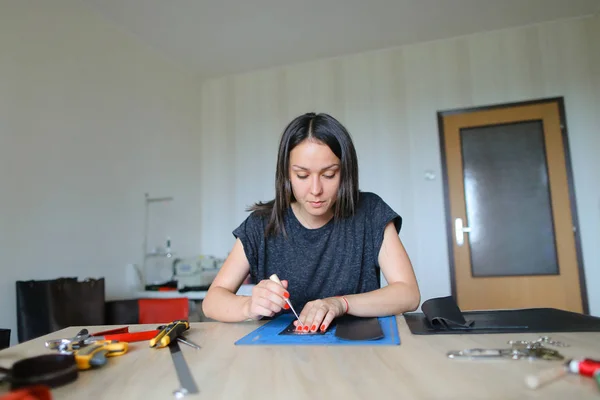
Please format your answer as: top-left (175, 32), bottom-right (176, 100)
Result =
top-left (438, 98), bottom-right (588, 313)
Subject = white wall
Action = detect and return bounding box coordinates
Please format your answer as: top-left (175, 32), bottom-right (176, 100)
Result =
top-left (0, 1), bottom-right (203, 344)
top-left (199, 16), bottom-right (600, 316)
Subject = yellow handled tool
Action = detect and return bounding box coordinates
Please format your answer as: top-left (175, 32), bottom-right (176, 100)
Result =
top-left (149, 320), bottom-right (190, 349)
top-left (74, 340), bottom-right (128, 370)
top-left (149, 320), bottom-right (199, 395)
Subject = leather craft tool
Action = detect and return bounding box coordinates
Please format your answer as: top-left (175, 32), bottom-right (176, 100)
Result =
top-left (149, 320), bottom-right (201, 350)
top-left (51, 325), bottom-right (199, 349)
top-left (525, 358), bottom-right (600, 390)
top-left (169, 341), bottom-right (199, 398)
top-left (150, 320), bottom-right (199, 397)
top-left (269, 274), bottom-right (303, 327)
top-left (525, 362), bottom-right (569, 390)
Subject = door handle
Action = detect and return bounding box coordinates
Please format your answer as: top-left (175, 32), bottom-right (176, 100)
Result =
top-left (454, 217), bottom-right (471, 246)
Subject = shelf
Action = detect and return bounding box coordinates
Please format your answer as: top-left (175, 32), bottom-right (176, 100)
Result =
top-left (136, 284), bottom-right (254, 300)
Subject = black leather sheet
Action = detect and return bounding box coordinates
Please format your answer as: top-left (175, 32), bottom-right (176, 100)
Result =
top-left (405, 296), bottom-right (600, 335)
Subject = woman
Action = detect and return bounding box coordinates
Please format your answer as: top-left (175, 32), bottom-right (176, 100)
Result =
top-left (202, 112), bottom-right (420, 333)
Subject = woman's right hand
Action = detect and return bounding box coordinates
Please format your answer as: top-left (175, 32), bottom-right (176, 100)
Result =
top-left (244, 279), bottom-right (290, 320)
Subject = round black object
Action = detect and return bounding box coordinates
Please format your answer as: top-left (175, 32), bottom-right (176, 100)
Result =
top-left (0, 354), bottom-right (78, 389)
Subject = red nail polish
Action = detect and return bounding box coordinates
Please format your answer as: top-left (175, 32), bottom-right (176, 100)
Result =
top-left (296, 325), bottom-right (302, 331)
top-left (283, 292), bottom-right (290, 299)
top-left (311, 325), bottom-right (316, 331)
top-left (320, 324), bottom-right (326, 331)
top-left (284, 303), bottom-right (289, 309)
top-left (303, 326), bottom-right (309, 331)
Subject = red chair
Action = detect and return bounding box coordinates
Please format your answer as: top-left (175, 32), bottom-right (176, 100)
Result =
top-left (138, 298), bottom-right (189, 324)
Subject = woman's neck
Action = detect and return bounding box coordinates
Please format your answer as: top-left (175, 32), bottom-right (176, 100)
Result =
top-left (291, 203), bottom-right (333, 229)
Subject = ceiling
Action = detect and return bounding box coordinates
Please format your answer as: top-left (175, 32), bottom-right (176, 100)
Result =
top-left (79, 0), bottom-right (600, 79)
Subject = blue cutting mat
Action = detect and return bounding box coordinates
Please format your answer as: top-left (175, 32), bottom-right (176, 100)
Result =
top-left (234, 314), bottom-right (400, 346)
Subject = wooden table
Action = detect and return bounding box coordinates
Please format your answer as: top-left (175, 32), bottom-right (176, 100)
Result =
top-left (1, 316), bottom-right (599, 399)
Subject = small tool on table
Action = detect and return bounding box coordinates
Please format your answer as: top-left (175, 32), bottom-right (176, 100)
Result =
top-left (526, 357), bottom-right (600, 390)
top-left (447, 345), bottom-right (565, 361)
top-left (150, 320), bottom-right (201, 350)
top-left (448, 336), bottom-right (568, 361)
top-left (269, 274), bottom-right (304, 327)
top-left (45, 327), bottom-right (159, 351)
top-left (45, 329), bottom-right (90, 352)
top-left (44, 329), bottom-right (128, 370)
top-left (46, 325), bottom-right (199, 351)
top-left (72, 340), bottom-right (128, 370)
top-left (150, 320), bottom-right (200, 397)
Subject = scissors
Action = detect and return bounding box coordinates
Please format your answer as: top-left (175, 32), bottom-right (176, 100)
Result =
top-left (72, 340), bottom-right (128, 370)
top-left (45, 329), bottom-right (129, 370)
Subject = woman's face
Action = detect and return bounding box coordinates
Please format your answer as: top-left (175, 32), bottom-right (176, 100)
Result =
top-left (288, 139), bottom-right (341, 225)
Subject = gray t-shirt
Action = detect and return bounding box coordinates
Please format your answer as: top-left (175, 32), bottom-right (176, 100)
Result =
top-left (233, 191), bottom-right (401, 312)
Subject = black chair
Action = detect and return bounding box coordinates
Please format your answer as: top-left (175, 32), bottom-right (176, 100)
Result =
top-left (0, 328), bottom-right (10, 350)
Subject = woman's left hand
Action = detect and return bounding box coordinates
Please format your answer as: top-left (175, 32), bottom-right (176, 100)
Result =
top-left (293, 297), bottom-right (346, 333)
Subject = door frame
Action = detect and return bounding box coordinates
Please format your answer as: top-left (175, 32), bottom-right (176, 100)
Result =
top-left (436, 97), bottom-right (589, 314)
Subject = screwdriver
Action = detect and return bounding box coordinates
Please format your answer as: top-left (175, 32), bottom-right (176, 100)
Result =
top-left (269, 274), bottom-right (304, 327)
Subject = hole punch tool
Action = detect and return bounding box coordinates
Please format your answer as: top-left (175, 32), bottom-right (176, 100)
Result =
top-left (150, 320), bottom-right (200, 397)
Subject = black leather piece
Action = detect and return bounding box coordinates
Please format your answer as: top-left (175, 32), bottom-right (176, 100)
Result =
top-left (105, 299), bottom-right (139, 325)
top-left (405, 306), bottom-right (600, 335)
top-left (0, 329), bottom-right (9, 350)
top-left (334, 316), bottom-right (384, 341)
top-left (16, 278), bottom-right (105, 342)
top-left (421, 296), bottom-right (474, 329)
top-left (0, 354), bottom-right (78, 389)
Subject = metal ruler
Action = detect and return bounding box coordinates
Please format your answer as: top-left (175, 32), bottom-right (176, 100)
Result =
top-left (169, 340), bottom-right (199, 397)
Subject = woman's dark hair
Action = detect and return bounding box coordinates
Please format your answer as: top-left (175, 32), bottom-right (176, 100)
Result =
top-left (248, 112), bottom-right (360, 237)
